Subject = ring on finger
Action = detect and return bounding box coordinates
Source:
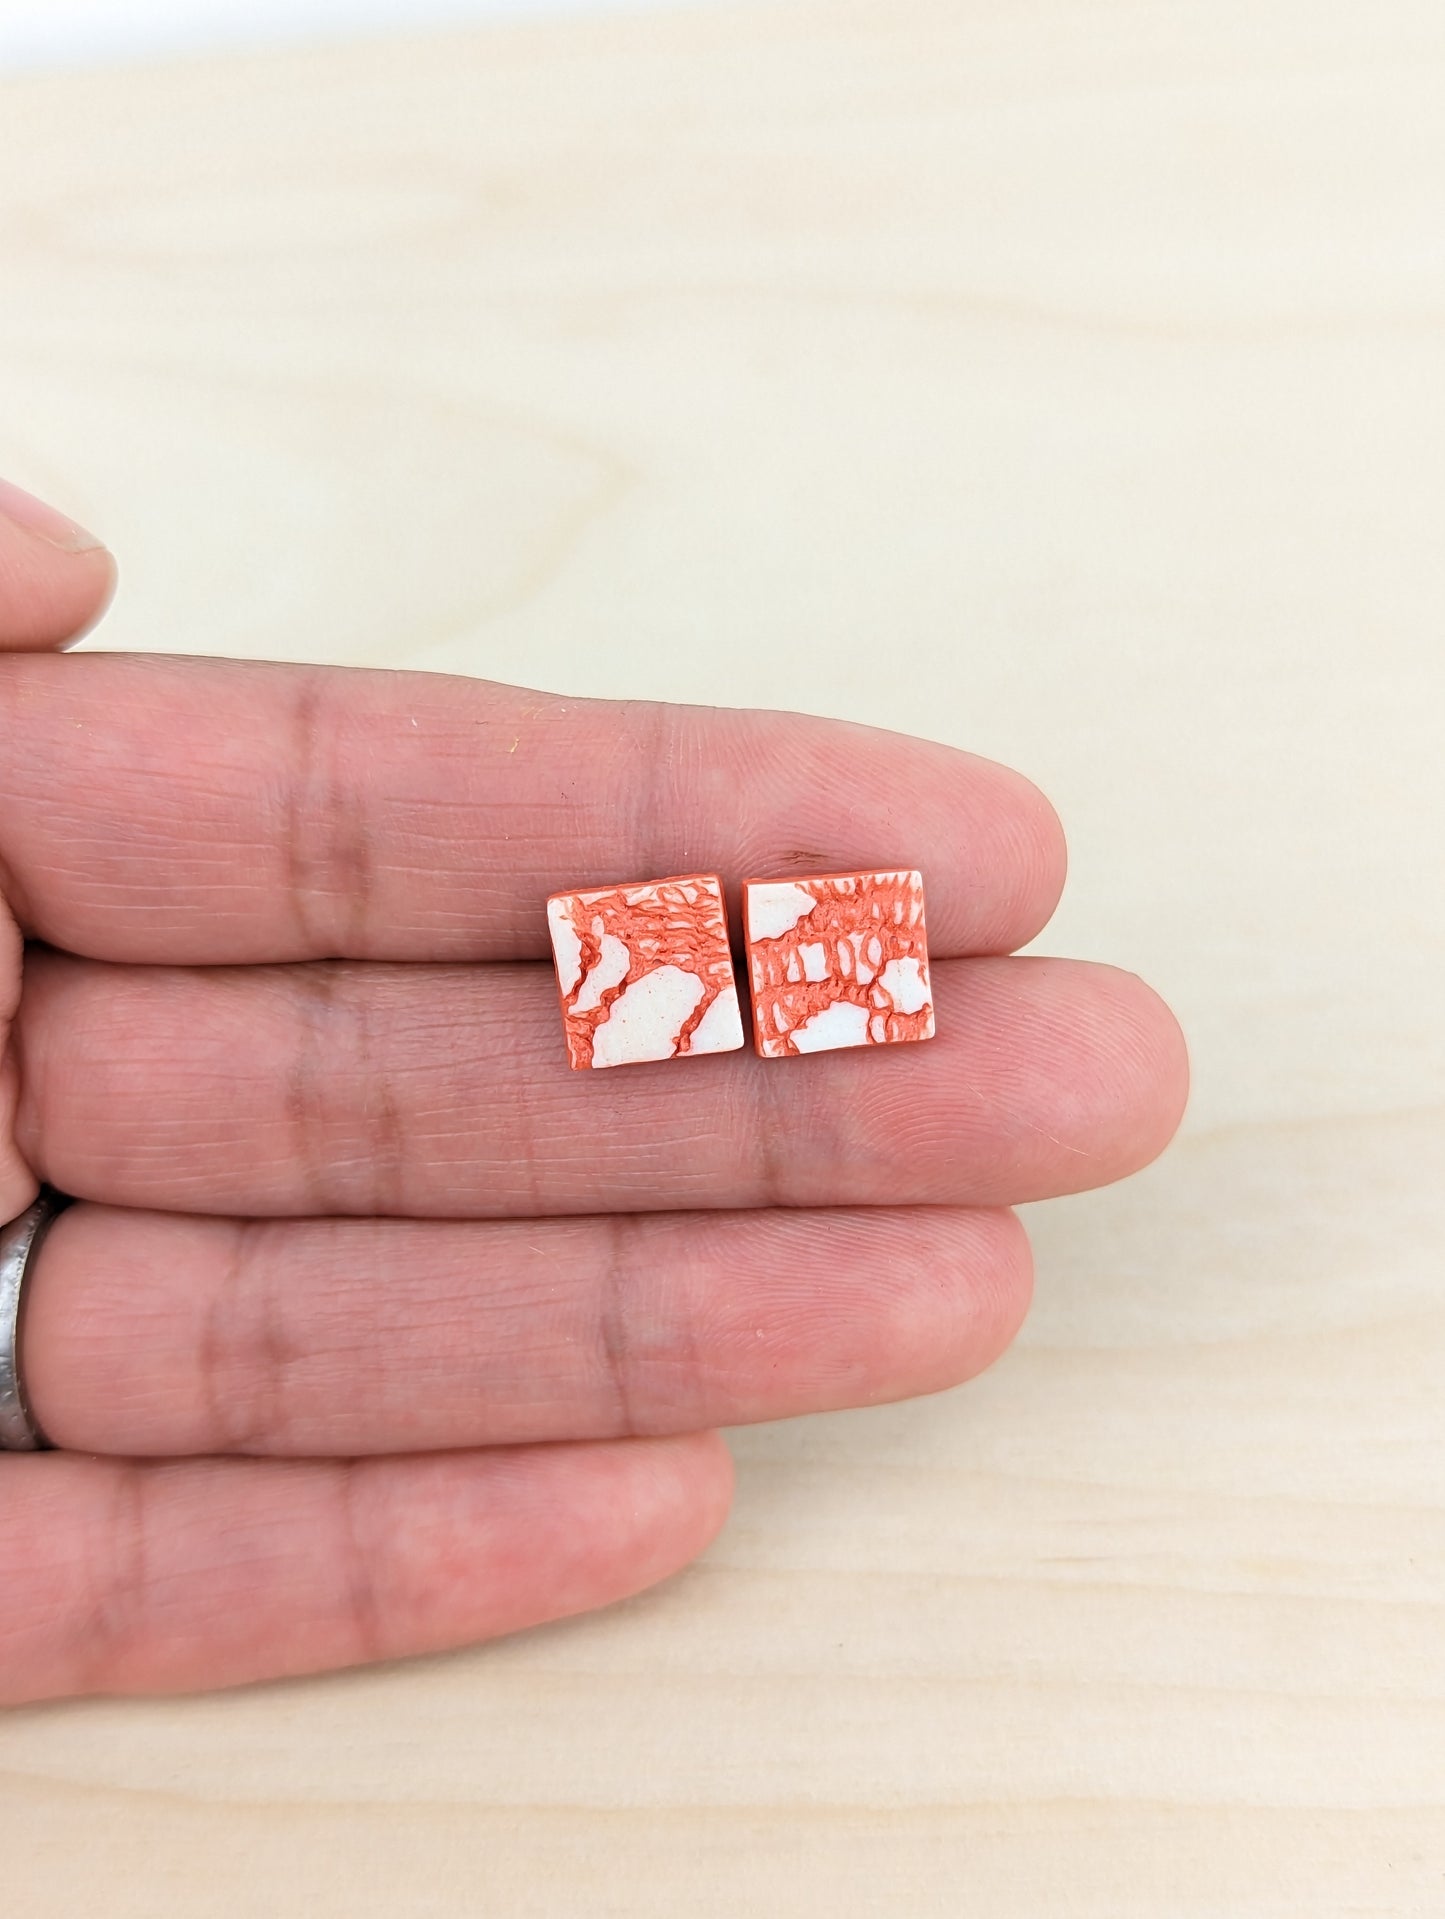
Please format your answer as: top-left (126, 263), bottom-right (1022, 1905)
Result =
top-left (0, 1189), bottom-right (69, 1451)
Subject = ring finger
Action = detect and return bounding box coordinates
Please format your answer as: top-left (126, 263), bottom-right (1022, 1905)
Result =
top-left (24, 1200), bottom-right (1030, 1456)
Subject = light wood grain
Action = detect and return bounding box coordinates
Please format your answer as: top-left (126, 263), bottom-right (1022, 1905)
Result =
top-left (1, 2), bottom-right (1442, 1911)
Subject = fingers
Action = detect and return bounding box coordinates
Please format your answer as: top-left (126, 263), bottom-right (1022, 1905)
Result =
top-left (0, 653), bottom-right (1063, 964)
top-left (24, 1202), bottom-right (1031, 1456)
top-left (0, 1434), bottom-right (730, 1704)
top-left (17, 953), bottom-right (1189, 1217)
top-left (0, 480), bottom-right (116, 652)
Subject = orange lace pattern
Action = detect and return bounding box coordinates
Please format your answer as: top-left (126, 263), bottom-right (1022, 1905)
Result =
top-left (549, 873), bottom-right (736, 1069)
top-left (744, 869), bottom-right (933, 1058)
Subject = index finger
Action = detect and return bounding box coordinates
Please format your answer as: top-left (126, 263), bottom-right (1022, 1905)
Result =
top-left (0, 654), bottom-right (1064, 964)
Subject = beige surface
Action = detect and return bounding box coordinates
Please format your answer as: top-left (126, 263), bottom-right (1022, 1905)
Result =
top-left (1, 1), bottom-right (1442, 1911)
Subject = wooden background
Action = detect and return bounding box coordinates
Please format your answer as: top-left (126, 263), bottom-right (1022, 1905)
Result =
top-left (1, 2), bottom-right (1442, 1910)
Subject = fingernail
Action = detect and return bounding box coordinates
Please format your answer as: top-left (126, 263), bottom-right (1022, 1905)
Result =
top-left (0, 477), bottom-right (107, 554)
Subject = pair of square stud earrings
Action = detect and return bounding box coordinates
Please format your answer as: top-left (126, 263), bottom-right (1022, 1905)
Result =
top-left (546, 866), bottom-right (934, 1070)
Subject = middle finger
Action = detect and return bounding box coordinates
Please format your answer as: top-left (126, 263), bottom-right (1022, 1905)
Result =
top-left (18, 950), bottom-right (1186, 1217)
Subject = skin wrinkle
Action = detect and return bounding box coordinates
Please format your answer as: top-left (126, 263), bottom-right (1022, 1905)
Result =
top-left (644, 1240), bottom-right (709, 1435)
top-left (284, 961), bottom-right (408, 1215)
top-left (486, 993), bottom-right (552, 1217)
top-left (219, 1220), bottom-right (293, 1455)
top-left (749, 1049), bottom-right (790, 1210)
top-left (596, 1212), bottom-right (640, 1437)
top-left (284, 669), bottom-right (376, 960)
top-left (284, 668), bottom-right (326, 956)
top-left (656, 703), bottom-right (719, 884)
top-left (332, 1458), bottom-right (387, 1668)
top-left (197, 1220), bottom-right (240, 1453)
top-left (608, 1228), bottom-right (710, 1439)
top-left (347, 966), bottom-right (407, 1217)
top-left (83, 1462), bottom-right (151, 1694)
top-left (284, 963), bottom-right (342, 1216)
top-left (632, 698), bottom-right (676, 895)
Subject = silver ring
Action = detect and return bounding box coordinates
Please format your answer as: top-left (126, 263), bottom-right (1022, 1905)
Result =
top-left (0, 1190), bottom-right (68, 1451)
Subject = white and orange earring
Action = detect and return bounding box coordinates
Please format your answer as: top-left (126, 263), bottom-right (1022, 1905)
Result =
top-left (547, 868), bottom-right (934, 1069)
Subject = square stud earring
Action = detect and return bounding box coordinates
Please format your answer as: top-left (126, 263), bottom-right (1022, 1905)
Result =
top-left (742, 868), bottom-right (935, 1058)
top-left (547, 873), bottom-right (746, 1069)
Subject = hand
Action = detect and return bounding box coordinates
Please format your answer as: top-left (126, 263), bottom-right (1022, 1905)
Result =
top-left (0, 480), bottom-right (1187, 1703)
